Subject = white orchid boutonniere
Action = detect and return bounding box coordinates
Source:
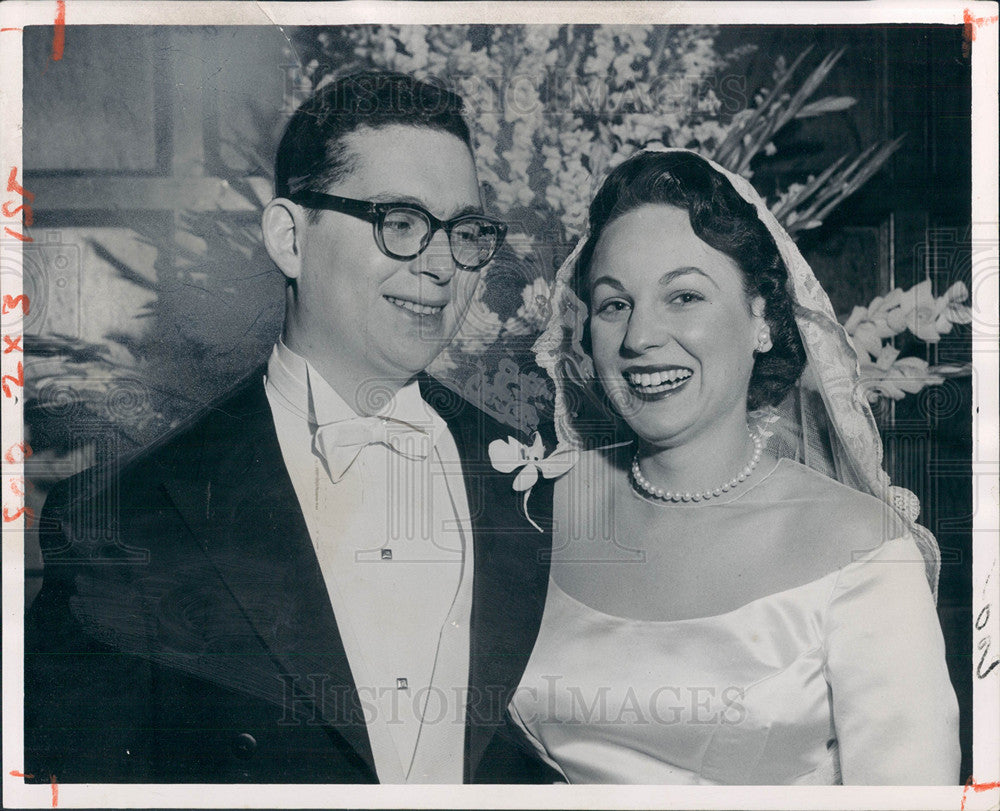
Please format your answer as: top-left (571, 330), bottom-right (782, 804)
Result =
top-left (488, 433), bottom-right (579, 532)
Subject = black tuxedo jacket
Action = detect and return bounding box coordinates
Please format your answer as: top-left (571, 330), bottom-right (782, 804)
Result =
top-left (24, 370), bottom-right (558, 784)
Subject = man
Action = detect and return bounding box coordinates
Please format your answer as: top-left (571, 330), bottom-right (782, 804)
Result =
top-left (25, 72), bottom-right (557, 784)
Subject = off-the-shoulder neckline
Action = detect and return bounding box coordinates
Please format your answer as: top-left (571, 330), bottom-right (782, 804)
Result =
top-left (547, 534), bottom-right (916, 626)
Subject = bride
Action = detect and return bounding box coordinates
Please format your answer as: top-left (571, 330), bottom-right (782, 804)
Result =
top-left (510, 148), bottom-right (960, 784)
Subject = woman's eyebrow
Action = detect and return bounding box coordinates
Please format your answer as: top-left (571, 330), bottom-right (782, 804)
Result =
top-left (590, 276), bottom-right (626, 292)
top-left (659, 266), bottom-right (718, 288)
top-left (591, 267), bottom-right (719, 293)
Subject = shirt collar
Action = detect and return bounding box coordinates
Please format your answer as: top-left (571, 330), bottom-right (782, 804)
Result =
top-left (265, 340), bottom-right (445, 439)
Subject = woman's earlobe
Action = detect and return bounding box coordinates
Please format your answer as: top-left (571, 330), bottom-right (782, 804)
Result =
top-left (261, 199), bottom-right (303, 280)
top-left (755, 329), bottom-right (773, 353)
top-left (750, 297), bottom-right (771, 353)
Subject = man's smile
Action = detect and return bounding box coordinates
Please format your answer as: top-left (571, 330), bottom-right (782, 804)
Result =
top-left (384, 294), bottom-right (447, 317)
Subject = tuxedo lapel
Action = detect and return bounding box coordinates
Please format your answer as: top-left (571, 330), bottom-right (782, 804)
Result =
top-left (160, 373), bottom-right (552, 783)
top-left (465, 470), bottom-right (555, 780)
top-left (419, 377), bottom-right (554, 781)
top-left (161, 375), bottom-right (376, 778)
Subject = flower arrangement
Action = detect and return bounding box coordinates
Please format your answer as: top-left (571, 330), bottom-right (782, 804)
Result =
top-left (292, 25), bottom-right (970, 433)
top-left (296, 25), bottom-right (742, 242)
top-left (26, 26), bottom-right (973, 463)
top-left (845, 280), bottom-right (972, 401)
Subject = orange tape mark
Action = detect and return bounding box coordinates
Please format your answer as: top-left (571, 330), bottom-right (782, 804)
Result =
top-left (51, 1), bottom-right (65, 61)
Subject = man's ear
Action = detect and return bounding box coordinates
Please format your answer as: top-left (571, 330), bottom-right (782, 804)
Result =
top-left (261, 198), bottom-right (304, 281)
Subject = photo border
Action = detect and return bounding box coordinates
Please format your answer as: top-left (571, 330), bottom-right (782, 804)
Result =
top-left (2, 2), bottom-right (997, 808)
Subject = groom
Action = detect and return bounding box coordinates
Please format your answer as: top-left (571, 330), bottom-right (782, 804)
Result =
top-left (25, 72), bottom-right (556, 784)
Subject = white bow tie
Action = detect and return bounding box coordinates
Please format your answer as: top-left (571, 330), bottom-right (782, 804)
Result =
top-left (312, 416), bottom-right (433, 483)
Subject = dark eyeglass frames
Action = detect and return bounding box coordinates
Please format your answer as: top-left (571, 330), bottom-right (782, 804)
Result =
top-left (288, 190), bottom-right (508, 271)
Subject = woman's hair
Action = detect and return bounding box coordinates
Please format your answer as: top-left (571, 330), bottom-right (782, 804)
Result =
top-left (574, 150), bottom-right (806, 410)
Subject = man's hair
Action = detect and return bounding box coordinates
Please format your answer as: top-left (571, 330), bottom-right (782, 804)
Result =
top-left (273, 71), bottom-right (473, 217)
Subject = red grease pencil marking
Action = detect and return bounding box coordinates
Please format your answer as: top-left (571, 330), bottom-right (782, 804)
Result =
top-left (51, 0), bottom-right (65, 61)
top-left (4, 442), bottom-right (33, 464)
top-left (51, 774), bottom-right (58, 806)
top-left (964, 8), bottom-right (999, 41)
top-left (961, 776), bottom-right (1000, 810)
top-left (3, 227), bottom-right (33, 242)
top-left (1, 28), bottom-right (24, 32)
top-left (9, 770), bottom-right (35, 778)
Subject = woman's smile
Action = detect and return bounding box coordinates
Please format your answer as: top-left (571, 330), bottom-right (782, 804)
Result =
top-left (622, 365), bottom-right (694, 398)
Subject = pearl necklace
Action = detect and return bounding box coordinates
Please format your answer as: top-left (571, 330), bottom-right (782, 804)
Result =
top-left (630, 430), bottom-right (764, 504)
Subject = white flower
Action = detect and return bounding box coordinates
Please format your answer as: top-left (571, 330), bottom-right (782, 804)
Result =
top-left (488, 433), bottom-right (579, 531)
top-left (846, 280), bottom-right (973, 356)
top-left (844, 298), bottom-right (899, 359)
top-left (489, 434), bottom-right (579, 489)
top-left (502, 277), bottom-right (553, 337)
top-left (898, 280), bottom-right (943, 343)
top-left (858, 346), bottom-right (944, 402)
top-left (934, 281), bottom-right (973, 332)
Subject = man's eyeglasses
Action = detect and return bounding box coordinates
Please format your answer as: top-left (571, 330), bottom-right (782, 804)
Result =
top-left (289, 190), bottom-right (508, 271)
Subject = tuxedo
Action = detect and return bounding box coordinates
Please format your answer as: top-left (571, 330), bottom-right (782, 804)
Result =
top-left (24, 368), bottom-right (558, 784)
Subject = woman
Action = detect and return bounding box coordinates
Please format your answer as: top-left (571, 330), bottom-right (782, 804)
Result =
top-left (511, 149), bottom-right (960, 784)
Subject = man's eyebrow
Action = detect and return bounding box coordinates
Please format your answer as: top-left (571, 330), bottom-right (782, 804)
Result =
top-left (367, 193), bottom-right (483, 219)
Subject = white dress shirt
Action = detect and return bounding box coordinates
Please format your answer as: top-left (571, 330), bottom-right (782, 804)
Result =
top-left (264, 341), bottom-right (474, 783)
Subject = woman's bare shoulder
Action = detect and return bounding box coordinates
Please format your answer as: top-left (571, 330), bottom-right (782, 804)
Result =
top-left (762, 458), bottom-right (909, 571)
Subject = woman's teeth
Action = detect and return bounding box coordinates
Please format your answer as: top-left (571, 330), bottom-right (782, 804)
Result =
top-left (386, 296), bottom-right (444, 316)
top-left (625, 368), bottom-right (692, 393)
